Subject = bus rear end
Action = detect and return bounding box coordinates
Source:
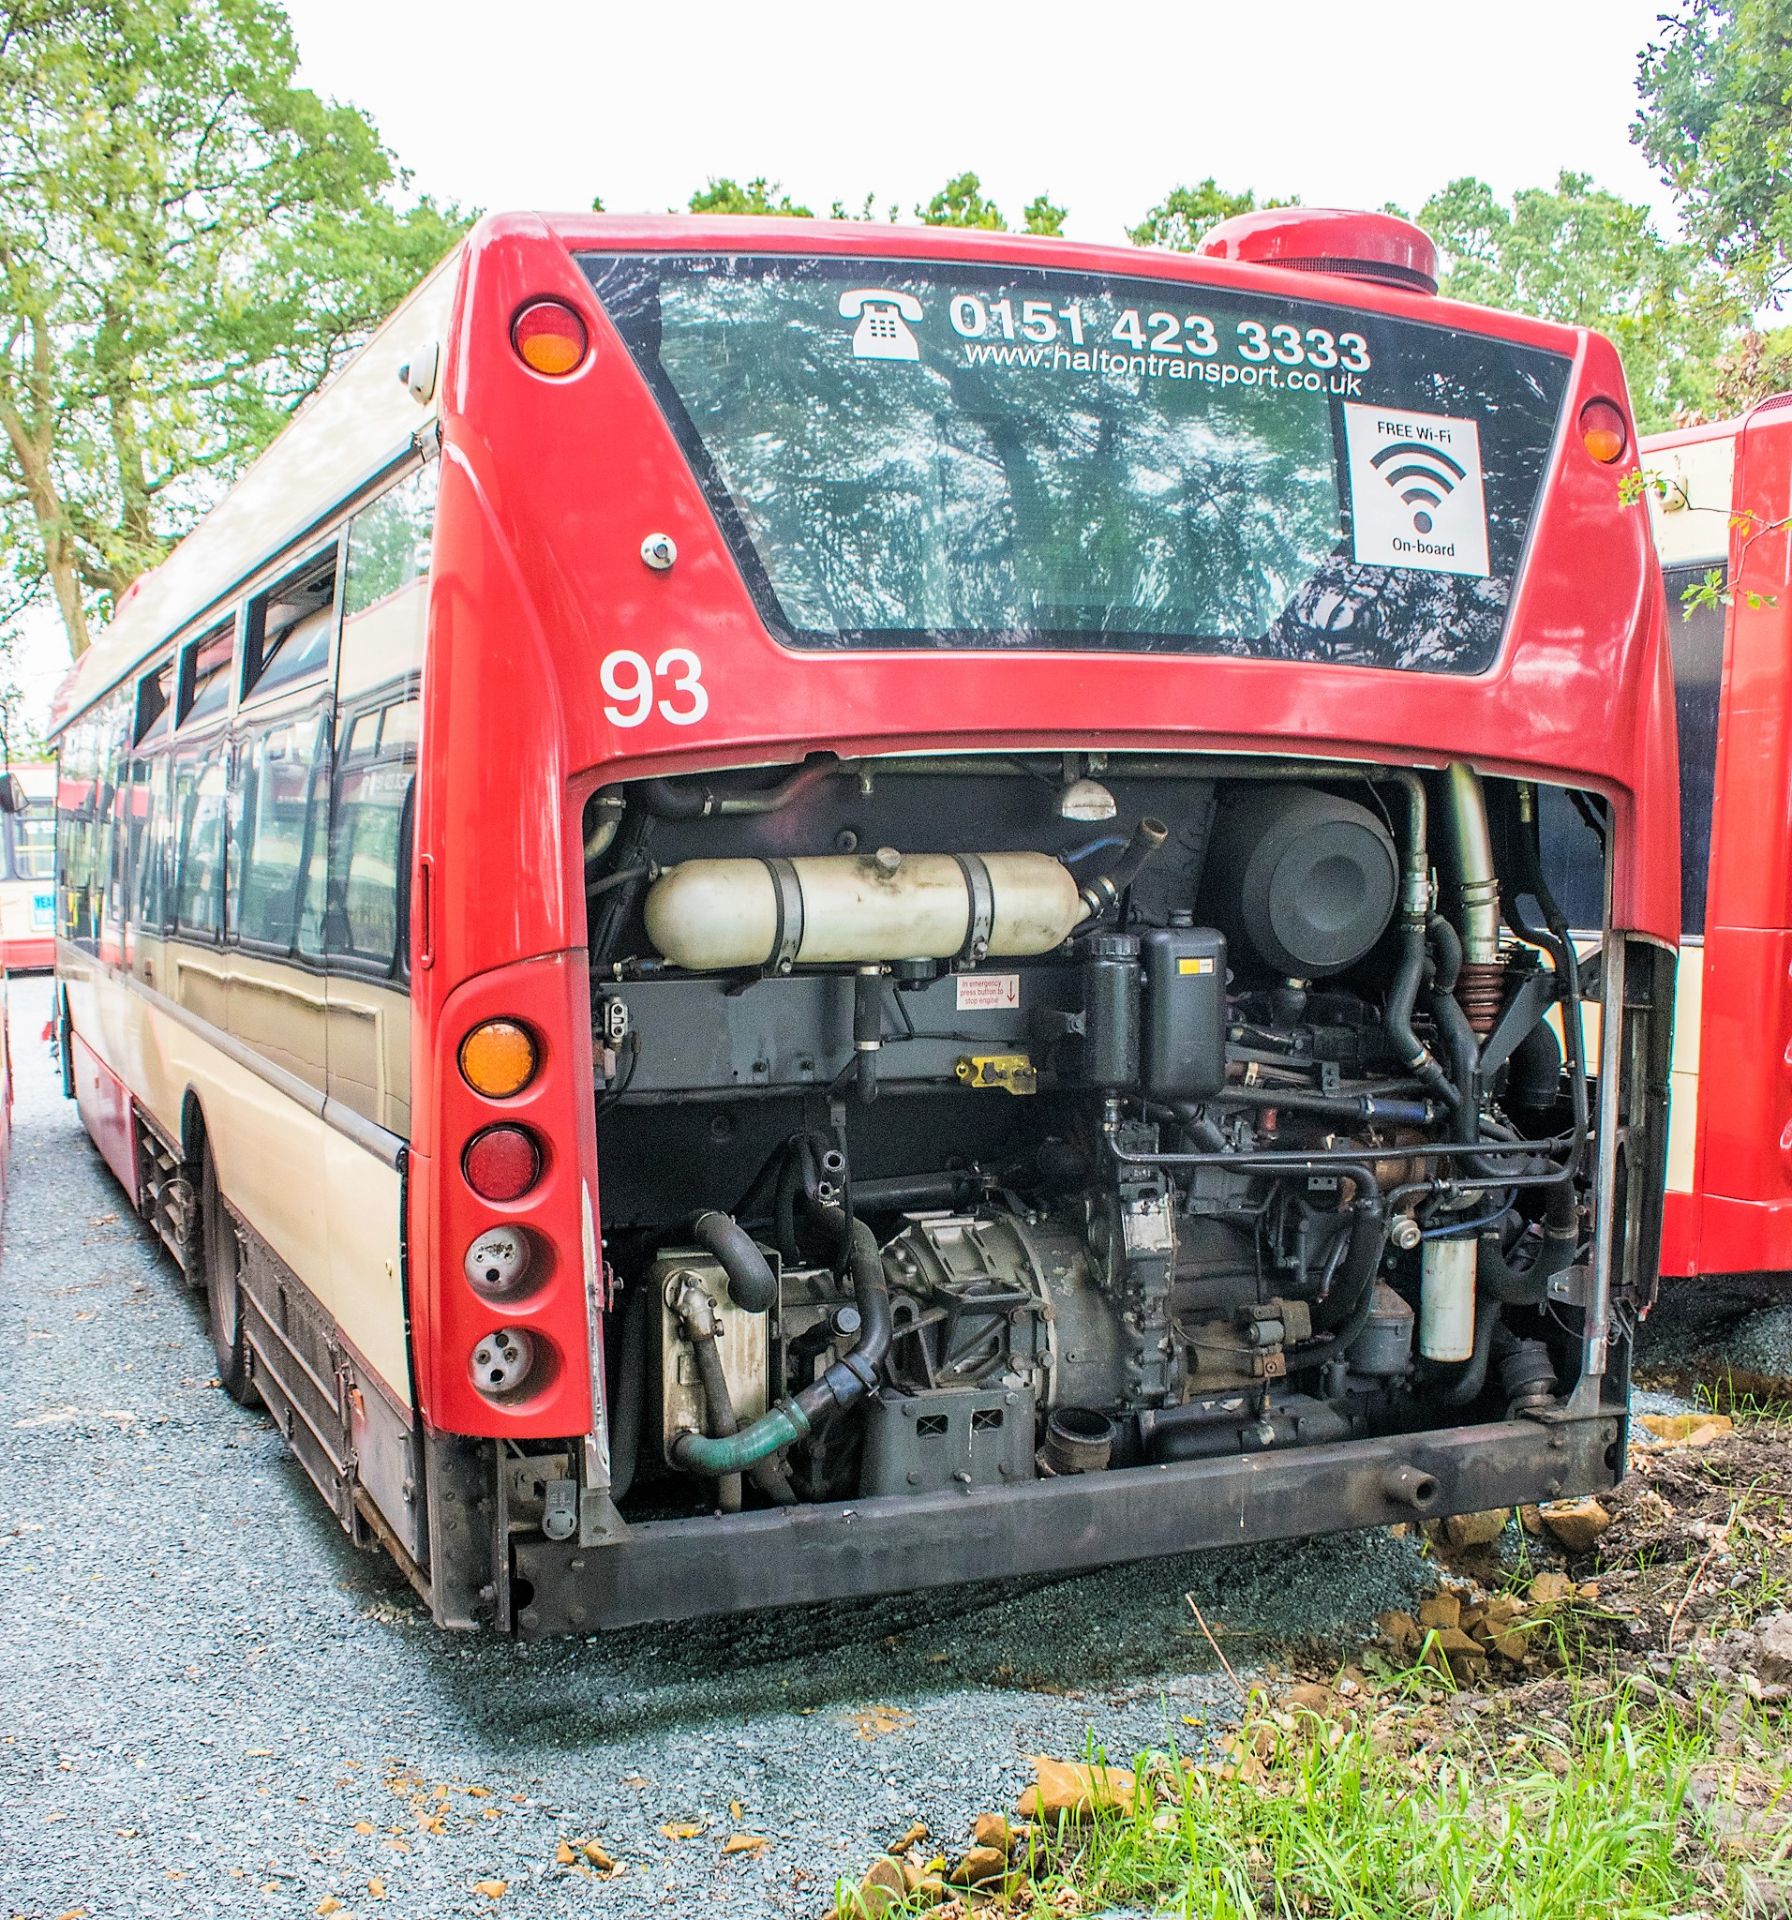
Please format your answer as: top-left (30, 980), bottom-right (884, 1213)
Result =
top-left (1643, 409), bottom-right (1792, 1285)
top-left (408, 210), bottom-right (1677, 1632)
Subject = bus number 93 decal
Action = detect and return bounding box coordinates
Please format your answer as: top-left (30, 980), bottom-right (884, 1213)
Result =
top-left (600, 647), bottom-right (708, 727)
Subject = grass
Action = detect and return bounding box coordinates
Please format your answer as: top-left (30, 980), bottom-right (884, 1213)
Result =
top-left (839, 1670), bottom-right (1790, 1920)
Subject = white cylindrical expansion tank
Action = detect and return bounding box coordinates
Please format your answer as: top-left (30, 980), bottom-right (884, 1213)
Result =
top-left (644, 849), bottom-right (1082, 970)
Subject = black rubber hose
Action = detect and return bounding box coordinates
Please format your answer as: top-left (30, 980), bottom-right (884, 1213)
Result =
top-left (1210, 1085), bottom-right (1437, 1128)
top-left (1427, 913), bottom-right (1464, 995)
top-left (670, 1155), bottom-right (894, 1480)
top-left (606, 1282), bottom-right (649, 1502)
top-left (637, 755), bottom-right (842, 820)
top-left (690, 1210), bottom-right (777, 1313)
top-left (1293, 1176), bottom-right (1389, 1356)
top-left (1477, 1181), bottom-right (1579, 1304)
top-left (852, 1170), bottom-right (982, 1210)
top-left (677, 1293), bottom-right (797, 1506)
top-left (1386, 918), bottom-right (1458, 1108)
top-left (1431, 1302), bottom-right (1501, 1407)
top-left (1077, 815), bottom-right (1170, 920)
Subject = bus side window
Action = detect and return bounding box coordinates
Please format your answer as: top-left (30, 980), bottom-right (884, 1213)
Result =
top-left (239, 715), bottom-right (325, 952)
top-left (1661, 562), bottom-right (1726, 938)
top-left (172, 744), bottom-right (229, 941)
top-left (326, 704), bottom-right (415, 972)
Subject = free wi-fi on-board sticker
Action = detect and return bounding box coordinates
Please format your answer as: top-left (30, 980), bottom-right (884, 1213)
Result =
top-left (1342, 403), bottom-right (1490, 578)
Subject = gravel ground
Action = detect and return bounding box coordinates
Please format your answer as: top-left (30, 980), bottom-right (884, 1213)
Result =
top-left (1, 975), bottom-right (1435, 1920)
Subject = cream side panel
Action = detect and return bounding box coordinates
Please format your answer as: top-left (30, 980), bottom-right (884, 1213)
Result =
top-left (81, 963), bottom-right (413, 1405)
top-left (1645, 432), bottom-right (1737, 568)
top-left (1667, 944), bottom-right (1702, 1195)
top-left (324, 1130), bottom-right (410, 1402)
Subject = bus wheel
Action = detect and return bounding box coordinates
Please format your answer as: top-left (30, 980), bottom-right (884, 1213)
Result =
top-left (200, 1149), bottom-right (257, 1407)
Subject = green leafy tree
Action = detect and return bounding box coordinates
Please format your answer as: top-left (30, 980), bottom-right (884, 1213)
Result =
top-left (1634, 0), bottom-right (1792, 299)
top-left (687, 177), bottom-right (813, 218)
top-left (0, 0), bottom-right (466, 657)
top-left (1021, 193), bottom-right (1067, 237)
top-left (917, 172), bottom-right (1008, 230)
top-left (829, 193), bottom-right (900, 223)
top-left (1128, 179), bottom-right (1279, 251)
top-left (1418, 172), bottom-right (1735, 429)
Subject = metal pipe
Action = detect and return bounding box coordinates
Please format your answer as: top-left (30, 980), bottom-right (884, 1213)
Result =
top-left (637, 753), bottom-right (845, 819)
top-left (1444, 763), bottom-right (1501, 967)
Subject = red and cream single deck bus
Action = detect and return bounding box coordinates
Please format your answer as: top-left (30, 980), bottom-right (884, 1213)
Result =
top-left (51, 210), bottom-right (1677, 1633)
top-left (1641, 405), bottom-right (1792, 1283)
top-left (0, 763), bottom-right (57, 972)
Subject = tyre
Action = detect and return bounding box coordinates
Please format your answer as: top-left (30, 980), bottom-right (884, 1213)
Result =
top-left (200, 1147), bottom-right (257, 1407)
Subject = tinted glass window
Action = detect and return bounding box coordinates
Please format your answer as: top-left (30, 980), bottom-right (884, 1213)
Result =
top-left (586, 253), bottom-right (1570, 671)
top-left (181, 623), bottom-right (235, 727)
top-left (1536, 785), bottom-right (1606, 933)
top-left (1663, 562), bottom-right (1725, 936)
top-left (239, 716), bottom-right (324, 950)
top-left (247, 550), bottom-right (337, 700)
top-left (172, 747), bottom-right (228, 937)
top-left (327, 702), bottom-right (415, 972)
top-left (10, 813), bottom-right (54, 880)
top-left (135, 663), bottom-right (173, 745)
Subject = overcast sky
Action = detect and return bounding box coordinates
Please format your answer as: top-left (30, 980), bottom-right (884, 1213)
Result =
top-left (287, 0), bottom-right (1682, 239)
top-left (9, 0), bottom-right (1686, 731)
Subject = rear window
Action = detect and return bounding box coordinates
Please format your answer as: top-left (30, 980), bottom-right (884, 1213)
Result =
top-left (584, 253), bottom-right (1570, 673)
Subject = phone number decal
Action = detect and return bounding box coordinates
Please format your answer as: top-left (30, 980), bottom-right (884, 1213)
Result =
top-left (945, 294), bottom-right (1372, 372)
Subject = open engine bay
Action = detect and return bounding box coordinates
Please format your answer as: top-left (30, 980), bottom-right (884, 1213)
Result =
top-left (566, 750), bottom-right (1602, 1524)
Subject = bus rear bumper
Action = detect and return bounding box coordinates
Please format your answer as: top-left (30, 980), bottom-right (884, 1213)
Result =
top-left (509, 1404), bottom-right (1625, 1636)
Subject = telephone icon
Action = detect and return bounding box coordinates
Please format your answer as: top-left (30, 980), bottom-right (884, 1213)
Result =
top-left (838, 287), bottom-right (923, 362)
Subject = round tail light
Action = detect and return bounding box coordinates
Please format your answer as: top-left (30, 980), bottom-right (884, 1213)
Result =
top-left (471, 1327), bottom-right (536, 1396)
top-left (459, 1019), bottom-right (538, 1098)
top-left (1580, 398), bottom-right (1629, 465)
top-left (464, 1125), bottom-right (542, 1202)
top-left (512, 300), bottom-right (588, 377)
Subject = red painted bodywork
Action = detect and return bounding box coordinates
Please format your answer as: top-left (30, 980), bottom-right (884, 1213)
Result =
top-left (409, 213), bottom-right (1679, 1438)
top-left (1, 938), bottom-right (54, 972)
top-left (1653, 403), bottom-right (1792, 1278)
top-left (71, 1028), bottom-right (135, 1195)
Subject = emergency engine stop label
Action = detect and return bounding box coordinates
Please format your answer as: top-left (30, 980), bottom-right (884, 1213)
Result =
top-left (1343, 404), bottom-right (1490, 578)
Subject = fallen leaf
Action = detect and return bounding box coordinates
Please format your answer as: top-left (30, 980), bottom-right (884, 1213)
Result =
top-left (1638, 1412), bottom-right (1734, 1448)
top-left (723, 1832), bottom-right (771, 1856)
top-left (367, 1879), bottom-right (386, 1901)
top-left (473, 1880), bottom-right (507, 1899)
top-left (353, 1822), bottom-right (374, 1836)
top-left (555, 1841), bottom-right (576, 1866)
top-left (844, 1703), bottom-right (915, 1740)
top-left (581, 1840), bottom-right (616, 1872)
top-left (729, 1798), bottom-right (743, 1821)
top-left (316, 1901), bottom-right (343, 1917)
top-left (1016, 1755), bottom-right (1138, 1820)
top-left (659, 1820), bottom-right (705, 1841)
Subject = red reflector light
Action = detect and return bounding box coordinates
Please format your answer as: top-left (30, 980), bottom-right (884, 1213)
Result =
top-left (511, 300), bottom-right (588, 377)
top-left (464, 1125), bottom-right (542, 1201)
top-left (1580, 397), bottom-right (1629, 465)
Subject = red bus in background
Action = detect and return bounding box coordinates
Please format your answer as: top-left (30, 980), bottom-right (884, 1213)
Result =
top-left (1641, 406), bottom-right (1792, 1282)
top-left (50, 210), bottom-right (1676, 1633)
top-left (0, 763), bottom-right (57, 972)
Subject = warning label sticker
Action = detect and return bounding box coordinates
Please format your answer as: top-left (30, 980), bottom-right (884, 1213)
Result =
top-left (956, 973), bottom-right (1020, 1011)
top-left (1343, 404), bottom-right (1490, 578)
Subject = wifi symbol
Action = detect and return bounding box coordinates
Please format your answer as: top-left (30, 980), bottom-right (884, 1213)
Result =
top-left (1370, 439), bottom-right (1468, 534)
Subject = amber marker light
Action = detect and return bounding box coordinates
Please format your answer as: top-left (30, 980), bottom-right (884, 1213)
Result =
top-left (512, 299), bottom-right (589, 376)
top-left (1580, 398), bottom-right (1629, 465)
top-left (464, 1125), bottom-right (542, 1202)
top-left (459, 1019), bottom-right (538, 1098)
